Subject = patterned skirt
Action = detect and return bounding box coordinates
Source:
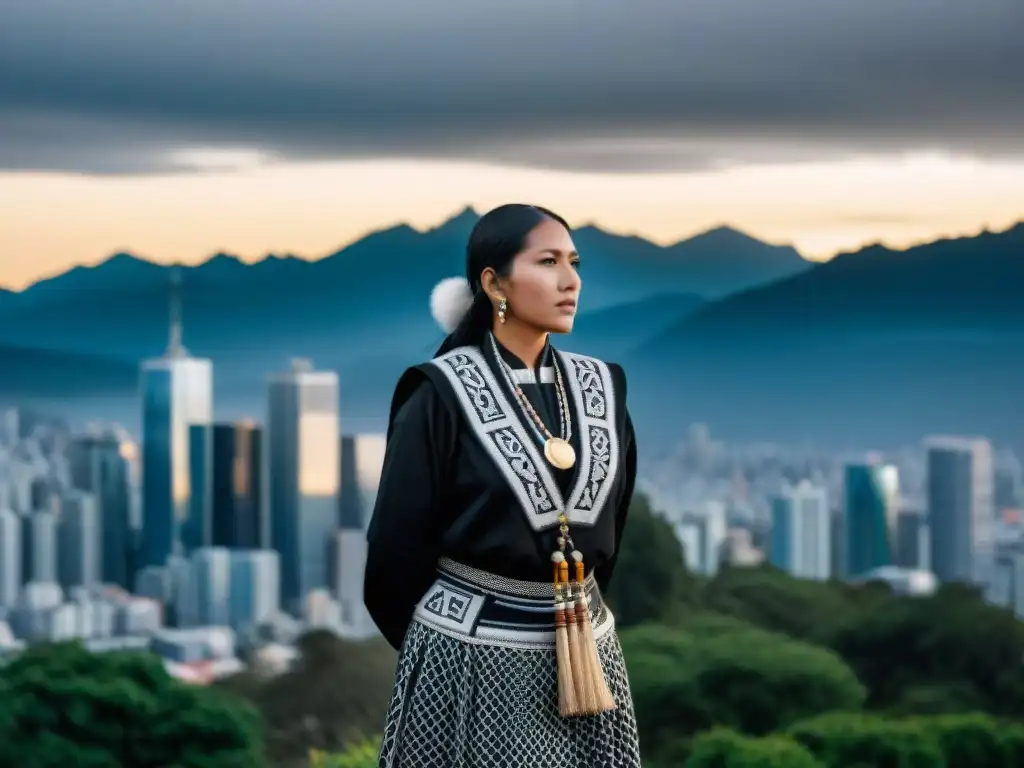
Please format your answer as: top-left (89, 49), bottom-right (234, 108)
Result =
top-left (376, 559), bottom-right (642, 768)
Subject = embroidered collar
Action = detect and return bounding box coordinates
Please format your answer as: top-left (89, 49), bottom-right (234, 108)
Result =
top-left (430, 340), bottom-right (619, 530)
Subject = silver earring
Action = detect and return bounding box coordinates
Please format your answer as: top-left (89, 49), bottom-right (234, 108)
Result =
top-left (498, 297), bottom-right (507, 324)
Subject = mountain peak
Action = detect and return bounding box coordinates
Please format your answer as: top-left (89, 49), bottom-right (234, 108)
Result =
top-left (437, 205), bottom-right (480, 229)
top-left (97, 251), bottom-right (158, 269)
top-left (683, 224), bottom-right (773, 248)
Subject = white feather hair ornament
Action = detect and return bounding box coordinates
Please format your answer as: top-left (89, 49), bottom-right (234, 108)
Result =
top-left (430, 276), bottom-right (475, 333)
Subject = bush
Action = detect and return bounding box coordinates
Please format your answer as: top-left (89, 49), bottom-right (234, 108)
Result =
top-left (914, 714), bottom-right (1009, 768)
top-left (620, 619), bottom-right (866, 755)
top-left (685, 728), bottom-right (822, 768)
top-left (309, 736), bottom-right (380, 767)
top-left (0, 641), bottom-right (265, 768)
top-left (787, 712), bottom-right (944, 768)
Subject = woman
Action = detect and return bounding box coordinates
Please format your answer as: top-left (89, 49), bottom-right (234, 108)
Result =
top-left (365, 203), bottom-right (641, 767)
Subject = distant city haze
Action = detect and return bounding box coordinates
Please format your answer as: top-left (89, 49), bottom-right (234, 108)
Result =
top-left (3, 152), bottom-right (1023, 290)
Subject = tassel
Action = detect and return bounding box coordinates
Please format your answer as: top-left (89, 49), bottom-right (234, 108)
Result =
top-left (552, 553), bottom-right (579, 717)
top-left (571, 550), bottom-right (617, 714)
top-left (563, 558), bottom-right (589, 708)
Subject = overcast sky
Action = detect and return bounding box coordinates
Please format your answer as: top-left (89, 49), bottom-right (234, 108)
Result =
top-left (1, 0), bottom-right (1021, 175)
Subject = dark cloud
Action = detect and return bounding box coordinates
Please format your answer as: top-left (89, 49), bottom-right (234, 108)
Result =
top-left (0, 0), bottom-right (1021, 174)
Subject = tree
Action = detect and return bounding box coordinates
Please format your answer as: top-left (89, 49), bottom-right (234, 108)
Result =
top-left (824, 589), bottom-right (1024, 717)
top-left (700, 564), bottom-right (863, 643)
top-left (620, 618), bottom-right (866, 756)
top-left (216, 631), bottom-right (397, 765)
top-left (684, 728), bottom-right (822, 768)
top-left (913, 714), bottom-right (1009, 768)
top-left (786, 712), bottom-right (944, 768)
top-left (0, 641), bottom-right (265, 768)
top-left (604, 493), bottom-right (697, 628)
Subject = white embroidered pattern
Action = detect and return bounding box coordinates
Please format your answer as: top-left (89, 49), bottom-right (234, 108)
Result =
top-left (434, 350), bottom-right (560, 529)
top-left (558, 352), bottom-right (619, 526)
top-left (430, 346), bottom-right (619, 529)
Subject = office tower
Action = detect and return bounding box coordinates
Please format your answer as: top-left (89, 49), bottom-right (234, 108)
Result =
top-left (927, 436), bottom-right (994, 584)
top-left (191, 547), bottom-right (232, 627)
top-left (230, 549), bottom-right (280, 631)
top-left (210, 422), bottom-right (263, 548)
top-left (68, 428), bottom-right (136, 589)
top-left (769, 480), bottom-right (831, 581)
top-left (334, 434), bottom-right (385, 637)
top-left (267, 359), bottom-right (340, 612)
top-left (894, 509), bottom-right (928, 570)
top-left (674, 501), bottom-right (728, 576)
top-left (58, 492), bottom-right (101, 591)
top-left (140, 268), bottom-right (213, 569)
top-left (0, 507), bottom-right (21, 608)
top-left (21, 510), bottom-right (58, 584)
top-left (338, 434), bottom-right (385, 529)
top-left (844, 462), bottom-right (900, 579)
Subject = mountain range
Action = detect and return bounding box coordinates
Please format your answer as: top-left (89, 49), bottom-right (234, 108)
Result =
top-left (0, 209), bottom-right (1021, 453)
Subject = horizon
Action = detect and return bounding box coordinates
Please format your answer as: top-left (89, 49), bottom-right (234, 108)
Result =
top-left (2, 1), bottom-right (1021, 291)
top-left (3, 184), bottom-right (1022, 293)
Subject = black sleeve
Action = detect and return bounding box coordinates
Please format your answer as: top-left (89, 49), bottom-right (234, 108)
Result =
top-left (594, 364), bottom-right (637, 592)
top-left (364, 376), bottom-right (455, 650)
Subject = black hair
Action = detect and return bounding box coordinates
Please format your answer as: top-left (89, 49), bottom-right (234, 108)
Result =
top-left (434, 203), bottom-right (571, 357)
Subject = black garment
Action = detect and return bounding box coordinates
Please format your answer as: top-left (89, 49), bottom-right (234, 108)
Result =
top-left (365, 336), bottom-right (637, 651)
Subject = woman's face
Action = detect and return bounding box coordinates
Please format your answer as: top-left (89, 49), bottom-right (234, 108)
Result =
top-left (498, 217), bottom-right (582, 334)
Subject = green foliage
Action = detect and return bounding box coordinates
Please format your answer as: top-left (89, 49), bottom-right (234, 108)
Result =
top-left (700, 564), bottom-right (872, 643)
top-left (308, 736), bottom-right (381, 767)
top-left (215, 630), bottom-right (397, 766)
top-left (786, 712), bottom-right (944, 768)
top-left (0, 641), bottom-right (265, 768)
top-left (604, 493), bottom-right (698, 628)
top-left (684, 728), bottom-right (822, 768)
top-left (912, 713), bottom-right (1009, 768)
top-left (620, 616), bottom-right (866, 752)
top-left (824, 588), bottom-right (1024, 717)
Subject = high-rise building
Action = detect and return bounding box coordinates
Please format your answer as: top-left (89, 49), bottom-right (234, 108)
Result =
top-left (58, 491), bottom-right (101, 591)
top-left (267, 359), bottom-right (340, 612)
top-left (334, 433), bottom-right (385, 638)
top-left (0, 507), bottom-right (21, 608)
top-left (68, 428), bottom-right (137, 589)
top-left (338, 434), bottom-right (385, 530)
top-left (140, 268), bottom-right (213, 570)
top-left (770, 480), bottom-right (831, 581)
top-left (210, 422), bottom-right (263, 549)
top-left (844, 462), bottom-right (900, 578)
top-left (21, 510), bottom-right (58, 584)
top-left (191, 547), bottom-right (232, 627)
top-left (674, 501), bottom-right (728, 576)
top-left (229, 549), bottom-right (280, 631)
top-left (926, 436), bottom-right (994, 584)
top-left (894, 509), bottom-right (928, 570)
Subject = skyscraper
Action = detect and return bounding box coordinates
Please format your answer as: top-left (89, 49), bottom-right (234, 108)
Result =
top-left (210, 422), bottom-right (263, 549)
top-left (58, 491), bottom-right (101, 591)
top-left (335, 433), bottom-right (385, 637)
top-left (927, 436), bottom-right (994, 584)
top-left (21, 510), bottom-right (58, 584)
top-left (140, 268), bottom-right (213, 570)
top-left (229, 549), bottom-right (280, 631)
top-left (770, 480), bottom-right (831, 581)
top-left (267, 359), bottom-right (340, 612)
top-left (68, 428), bottom-right (136, 589)
top-left (0, 507), bottom-right (21, 608)
top-left (844, 462), bottom-right (900, 578)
